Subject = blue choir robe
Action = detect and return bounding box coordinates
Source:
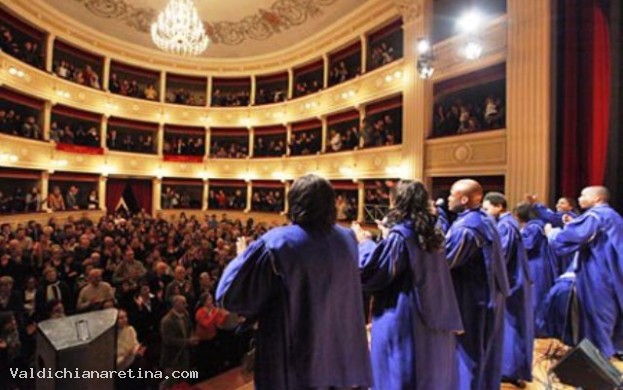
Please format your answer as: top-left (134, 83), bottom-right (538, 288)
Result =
top-left (437, 207), bottom-right (451, 234)
top-left (521, 219), bottom-right (557, 332)
top-left (216, 224), bottom-right (372, 390)
top-left (548, 204), bottom-right (623, 357)
top-left (536, 270), bottom-right (578, 346)
top-left (359, 221), bottom-right (464, 390)
top-left (533, 203), bottom-right (578, 273)
top-left (445, 209), bottom-right (510, 390)
top-left (496, 213), bottom-right (534, 382)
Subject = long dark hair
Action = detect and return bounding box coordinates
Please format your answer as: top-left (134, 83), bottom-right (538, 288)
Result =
top-left (287, 174), bottom-right (337, 231)
top-left (385, 180), bottom-right (444, 252)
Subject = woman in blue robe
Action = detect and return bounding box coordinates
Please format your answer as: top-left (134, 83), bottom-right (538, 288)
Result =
top-left (355, 180), bottom-right (463, 390)
top-left (216, 174), bottom-right (371, 390)
top-left (547, 186), bottom-right (623, 358)
top-left (515, 203), bottom-right (557, 332)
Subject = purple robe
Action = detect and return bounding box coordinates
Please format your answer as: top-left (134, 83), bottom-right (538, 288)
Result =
top-left (496, 213), bottom-right (534, 381)
top-left (521, 219), bottom-right (556, 331)
top-left (533, 203), bottom-right (578, 273)
top-left (548, 204), bottom-right (623, 357)
top-left (359, 221), bottom-right (463, 390)
top-left (537, 271), bottom-right (578, 346)
top-left (216, 224), bottom-right (372, 389)
top-left (445, 209), bottom-right (510, 390)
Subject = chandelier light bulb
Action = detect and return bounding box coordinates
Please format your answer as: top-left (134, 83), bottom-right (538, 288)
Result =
top-left (151, 0), bottom-right (209, 56)
top-left (463, 41), bottom-right (483, 60)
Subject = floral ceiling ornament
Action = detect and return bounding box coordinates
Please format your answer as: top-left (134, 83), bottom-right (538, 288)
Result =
top-left (71, 0), bottom-right (339, 46)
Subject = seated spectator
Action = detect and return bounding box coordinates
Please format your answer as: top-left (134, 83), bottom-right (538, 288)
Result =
top-left (47, 186), bottom-right (65, 211)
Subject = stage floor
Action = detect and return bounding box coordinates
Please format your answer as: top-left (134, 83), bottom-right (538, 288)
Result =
top-left (196, 339), bottom-right (623, 390)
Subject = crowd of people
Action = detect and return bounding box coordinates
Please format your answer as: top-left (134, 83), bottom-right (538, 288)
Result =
top-left (50, 119), bottom-right (100, 147)
top-left (54, 61), bottom-right (101, 90)
top-left (254, 136), bottom-right (286, 158)
top-left (251, 189), bottom-right (284, 213)
top-left (0, 186), bottom-right (41, 214)
top-left (0, 109), bottom-right (42, 140)
top-left (288, 130), bottom-right (321, 156)
top-left (254, 87), bottom-right (287, 105)
top-left (369, 41), bottom-right (398, 70)
top-left (329, 60), bottom-right (360, 85)
top-left (107, 129), bottom-right (156, 154)
top-left (335, 191), bottom-right (358, 221)
top-left (328, 113), bottom-right (400, 153)
top-left (46, 185), bottom-right (98, 211)
top-left (163, 135), bottom-right (205, 157)
top-left (209, 139), bottom-right (248, 159)
top-left (211, 89), bottom-right (250, 107)
top-left (165, 88), bottom-right (205, 106)
top-left (0, 210), bottom-right (275, 388)
top-left (0, 25), bottom-right (42, 69)
top-left (207, 189), bottom-right (246, 210)
top-left (161, 187), bottom-right (200, 210)
top-left (433, 93), bottom-right (505, 137)
top-left (293, 78), bottom-right (322, 98)
top-left (109, 73), bottom-right (158, 101)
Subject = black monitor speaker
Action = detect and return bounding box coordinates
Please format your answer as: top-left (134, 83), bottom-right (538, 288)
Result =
top-left (550, 338), bottom-right (623, 390)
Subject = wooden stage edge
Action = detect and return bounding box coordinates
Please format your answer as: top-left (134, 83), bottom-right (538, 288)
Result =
top-left (195, 339), bottom-right (623, 390)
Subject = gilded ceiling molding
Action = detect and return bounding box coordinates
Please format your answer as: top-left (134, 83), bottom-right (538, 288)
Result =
top-left (393, 0), bottom-right (422, 23)
top-left (71, 0), bottom-right (339, 46)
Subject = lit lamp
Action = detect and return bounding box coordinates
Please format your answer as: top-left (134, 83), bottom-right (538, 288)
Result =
top-left (416, 38), bottom-right (435, 79)
top-left (457, 9), bottom-right (485, 60)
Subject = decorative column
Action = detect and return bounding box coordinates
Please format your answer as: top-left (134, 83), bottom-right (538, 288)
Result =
top-left (320, 115), bottom-right (328, 153)
top-left (45, 33), bottom-right (55, 73)
top-left (400, 0), bottom-right (429, 181)
top-left (287, 69), bottom-right (294, 100)
top-left (41, 171), bottom-right (50, 211)
top-left (206, 76), bottom-right (213, 107)
top-left (202, 180), bottom-right (209, 211)
top-left (357, 180), bottom-right (365, 222)
top-left (250, 75), bottom-right (256, 106)
top-left (159, 71), bottom-right (166, 103)
top-left (152, 178), bottom-right (162, 214)
top-left (505, 0), bottom-right (552, 206)
top-left (42, 101), bottom-right (53, 141)
top-left (284, 181), bottom-right (290, 214)
top-left (101, 116), bottom-right (108, 149)
top-left (204, 127), bottom-right (211, 159)
top-left (360, 34), bottom-right (367, 74)
top-left (103, 57), bottom-right (111, 91)
top-left (322, 54), bottom-right (330, 89)
top-left (285, 124), bottom-right (292, 156)
top-left (248, 128), bottom-right (255, 158)
top-left (245, 181), bottom-right (253, 212)
top-left (98, 176), bottom-right (107, 211)
top-left (157, 123), bottom-right (164, 157)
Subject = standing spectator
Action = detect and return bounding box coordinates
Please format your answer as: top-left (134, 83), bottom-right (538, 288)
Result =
top-left (36, 267), bottom-right (72, 318)
top-left (76, 269), bottom-right (114, 312)
top-left (24, 187), bottom-right (41, 212)
top-left (195, 292), bottom-right (228, 379)
top-left (160, 295), bottom-right (198, 373)
top-left (88, 190), bottom-right (99, 210)
top-left (48, 186), bottom-right (65, 211)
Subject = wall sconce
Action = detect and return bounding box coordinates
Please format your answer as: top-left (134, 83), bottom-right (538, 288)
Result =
top-left (416, 38), bottom-right (435, 80)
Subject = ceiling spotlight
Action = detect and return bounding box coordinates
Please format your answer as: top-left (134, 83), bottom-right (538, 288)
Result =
top-left (417, 38), bottom-right (431, 55)
top-left (457, 9), bottom-right (484, 34)
top-left (463, 41), bottom-right (483, 60)
top-left (417, 61), bottom-right (435, 79)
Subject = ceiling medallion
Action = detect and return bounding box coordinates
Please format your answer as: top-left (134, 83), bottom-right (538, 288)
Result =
top-left (151, 0), bottom-right (209, 56)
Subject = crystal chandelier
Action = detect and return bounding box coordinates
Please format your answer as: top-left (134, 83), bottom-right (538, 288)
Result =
top-left (151, 0), bottom-right (209, 56)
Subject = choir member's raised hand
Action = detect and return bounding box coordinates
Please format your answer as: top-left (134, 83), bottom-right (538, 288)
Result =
top-left (544, 223), bottom-right (553, 236)
top-left (351, 221), bottom-right (368, 243)
top-left (236, 236), bottom-right (248, 256)
top-left (375, 219), bottom-right (390, 239)
top-left (524, 193), bottom-right (538, 204)
top-left (562, 214), bottom-right (574, 225)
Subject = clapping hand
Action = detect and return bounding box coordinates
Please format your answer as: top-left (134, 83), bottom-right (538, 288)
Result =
top-left (350, 222), bottom-right (368, 243)
top-left (375, 219), bottom-right (390, 239)
top-left (562, 214), bottom-right (574, 224)
top-left (236, 237), bottom-right (248, 256)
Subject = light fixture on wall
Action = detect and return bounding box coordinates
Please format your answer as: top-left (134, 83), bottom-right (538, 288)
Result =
top-left (416, 38), bottom-right (435, 79)
top-left (151, 0), bottom-right (209, 57)
top-left (457, 9), bottom-right (485, 61)
top-left (463, 41), bottom-right (483, 60)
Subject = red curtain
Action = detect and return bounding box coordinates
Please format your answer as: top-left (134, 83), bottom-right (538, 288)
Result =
top-left (130, 180), bottom-right (153, 214)
top-left (105, 179), bottom-right (125, 212)
top-left (559, 0), bottom-right (611, 196)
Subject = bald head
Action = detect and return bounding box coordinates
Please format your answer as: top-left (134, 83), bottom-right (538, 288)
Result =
top-left (448, 179), bottom-right (484, 212)
top-left (579, 186), bottom-right (610, 209)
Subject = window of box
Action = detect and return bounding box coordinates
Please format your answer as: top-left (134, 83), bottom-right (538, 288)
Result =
top-left (255, 72), bottom-right (288, 105)
top-left (290, 119), bottom-right (322, 156)
top-left (210, 129), bottom-right (249, 159)
top-left (161, 180), bottom-right (203, 210)
top-left (326, 110), bottom-right (360, 153)
top-left (364, 95), bottom-right (403, 148)
top-left (0, 168), bottom-right (41, 214)
top-left (367, 18), bottom-right (403, 72)
top-left (0, 8), bottom-right (44, 69)
top-left (109, 61), bottom-right (160, 101)
top-left (208, 181), bottom-right (247, 210)
top-left (211, 78), bottom-right (251, 107)
top-left (53, 40), bottom-right (103, 90)
top-left (293, 59), bottom-right (324, 98)
top-left (48, 172), bottom-right (100, 211)
top-left (329, 41), bottom-right (362, 87)
top-left (332, 181), bottom-right (359, 221)
top-left (254, 126), bottom-right (287, 158)
top-left (165, 73), bottom-right (207, 106)
top-left (251, 182), bottom-right (285, 213)
top-left (0, 87), bottom-right (44, 141)
top-left (107, 117), bottom-right (158, 154)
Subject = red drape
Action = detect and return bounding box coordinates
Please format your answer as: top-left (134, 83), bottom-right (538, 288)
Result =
top-left (130, 180), bottom-right (153, 214)
top-left (559, 0), bottom-right (611, 196)
top-left (105, 179), bottom-right (125, 212)
top-left (105, 179), bottom-right (152, 214)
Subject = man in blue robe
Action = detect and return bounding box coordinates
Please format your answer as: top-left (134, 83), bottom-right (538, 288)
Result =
top-left (483, 192), bottom-right (533, 385)
top-left (354, 181), bottom-right (463, 390)
top-left (547, 186), bottom-right (623, 358)
top-left (537, 269), bottom-right (579, 346)
top-left (216, 174), bottom-right (371, 390)
top-left (445, 179), bottom-right (510, 390)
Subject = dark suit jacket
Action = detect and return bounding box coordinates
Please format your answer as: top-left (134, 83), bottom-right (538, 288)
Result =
top-left (160, 310), bottom-right (192, 370)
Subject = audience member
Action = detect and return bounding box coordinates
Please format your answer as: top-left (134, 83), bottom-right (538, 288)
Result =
top-left (0, 25), bottom-right (42, 68)
top-left (0, 108), bottom-right (43, 141)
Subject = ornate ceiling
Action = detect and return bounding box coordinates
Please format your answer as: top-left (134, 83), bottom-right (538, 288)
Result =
top-left (41, 0), bottom-right (369, 58)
